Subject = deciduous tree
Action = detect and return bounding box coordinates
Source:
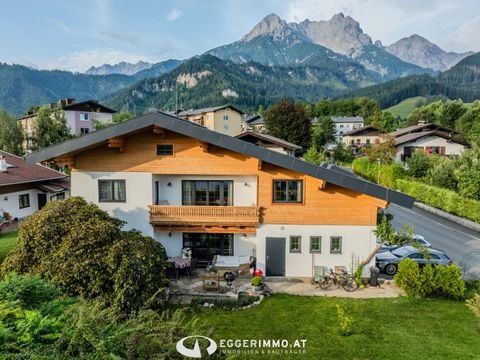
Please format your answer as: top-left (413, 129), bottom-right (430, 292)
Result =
top-left (0, 108), bottom-right (24, 155)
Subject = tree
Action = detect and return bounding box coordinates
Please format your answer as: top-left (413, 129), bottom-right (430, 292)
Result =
top-left (426, 155), bottom-right (458, 190)
top-left (370, 111), bottom-right (397, 132)
top-left (265, 98), bottom-right (311, 150)
top-left (312, 116), bottom-right (335, 148)
top-left (406, 150), bottom-right (430, 178)
top-left (113, 111), bottom-right (134, 123)
top-left (0, 108), bottom-right (24, 155)
top-left (304, 145), bottom-right (327, 165)
top-left (1, 197), bottom-right (169, 314)
top-left (364, 136), bottom-right (397, 164)
top-left (32, 104), bottom-right (71, 150)
top-left (333, 143), bottom-right (354, 163)
top-left (454, 145), bottom-right (480, 200)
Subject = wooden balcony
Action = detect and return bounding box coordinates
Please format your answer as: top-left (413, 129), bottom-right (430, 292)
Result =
top-left (148, 205), bottom-right (260, 233)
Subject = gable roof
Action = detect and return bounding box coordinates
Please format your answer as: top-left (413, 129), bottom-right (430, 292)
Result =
top-left (236, 131), bottom-right (302, 151)
top-left (25, 111), bottom-right (415, 208)
top-left (179, 105), bottom-right (244, 116)
top-left (0, 151), bottom-right (67, 187)
top-left (62, 100), bottom-right (116, 114)
top-left (390, 123), bottom-right (457, 138)
top-left (394, 130), bottom-right (467, 146)
top-left (332, 116), bottom-right (364, 123)
top-left (342, 125), bottom-right (384, 137)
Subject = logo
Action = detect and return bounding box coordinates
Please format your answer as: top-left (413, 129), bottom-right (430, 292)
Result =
top-left (176, 336), bottom-right (218, 358)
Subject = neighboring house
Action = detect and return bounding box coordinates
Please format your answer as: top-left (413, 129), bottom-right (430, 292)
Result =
top-left (177, 105), bottom-right (244, 136)
top-left (26, 112), bottom-right (414, 278)
top-left (342, 126), bottom-right (386, 147)
top-left (18, 98), bottom-right (117, 150)
top-left (390, 123), bottom-right (466, 161)
top-left (235, 131), bottom-right (302, 157)
top-left (332, 116), bottom-right (365, 142)
top-left (243, 115), bottom-right (265, 132)
top-left (0, 151), bottom-right (70, 221)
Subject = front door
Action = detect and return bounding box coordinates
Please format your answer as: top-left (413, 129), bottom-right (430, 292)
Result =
top-left (37, 193), bottom-right (47, 210)
top-left (266, 237), bottom-right (286, 276)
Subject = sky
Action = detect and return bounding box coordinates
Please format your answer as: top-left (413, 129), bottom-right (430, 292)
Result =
top-left (0, 0), bottom-right (479, 72)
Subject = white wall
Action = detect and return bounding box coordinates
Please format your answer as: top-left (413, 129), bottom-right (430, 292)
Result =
top-left (396, 136), bottom-right (466, 161)
top-left (71, 171), bottom-right (154, 236)
top-left (152, 175), bottom-right (257, 206)
top-left (256, 224), bottom-right (376, 278)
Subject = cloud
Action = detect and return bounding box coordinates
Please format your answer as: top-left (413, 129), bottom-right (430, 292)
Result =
top-left (443, 15), bottom-right (480, 52)
top-left (45, 49), bottom-right (151, 72)
top-left (44, 18), bottom-right (72, 33)
top-left (166, 8), bottom-right (182, 21)
top-left (97, 30), bottom-right (143, 45)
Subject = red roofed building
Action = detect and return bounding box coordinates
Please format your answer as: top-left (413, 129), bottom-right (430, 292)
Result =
top-left (0, 151), bottom-right (70, 222)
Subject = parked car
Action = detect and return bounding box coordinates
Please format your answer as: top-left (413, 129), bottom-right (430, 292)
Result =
top-left (377, 234), bottom-right (432, 253)
top-left (376, 246), bottom-right (452, 275)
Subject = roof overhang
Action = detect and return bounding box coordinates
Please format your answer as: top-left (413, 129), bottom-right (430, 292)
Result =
top-left (26, 111), bottom-right (415, 208)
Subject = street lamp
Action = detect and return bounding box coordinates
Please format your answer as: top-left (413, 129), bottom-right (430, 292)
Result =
top-left (377, 158), bottom-right (381, 184)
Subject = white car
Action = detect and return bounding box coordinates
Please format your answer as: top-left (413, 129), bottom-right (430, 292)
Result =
top-left (377, 233), bottom-right (431, 252)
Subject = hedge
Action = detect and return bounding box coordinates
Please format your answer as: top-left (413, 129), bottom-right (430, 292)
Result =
top-left (396, 179), bottom-right (480, 223)
top-left (352, 158), bottom-right (405, 188)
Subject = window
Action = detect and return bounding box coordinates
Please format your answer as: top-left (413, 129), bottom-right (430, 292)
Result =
top-left (310, 236), bottom-right (321, 253)
top-left (183, 233), bottom-right (233, 265)
top-left (19, 194), bottom-right (30, 209)
top-left (290, 236), bottom-right (301, 253)
top-left (98, 180), bottom-right (126, 202)
top-left (55, 192), bottom-right (65, 200)
top-left (223, 115), bottom-right (229, 121)
top-left (182, 180), bottom-right (233, 206)
top-left (223, 125), bottom-right (229, 132)
top-left (80, 113), bottom-right (89, 121)
top-left (356, 139), bottom-right (361, 144)
top-left (430, 254), bottom-right (440, 260)
top-left (330, 236), bottom-right (342, 254)
top-left (408, 253), bottom-right (423, 259)
top-left (156, 144), bottom-right (174, 156)
top-left (80, 128), bottom-right (89, 135)
top-left (340, 124), bottom-right (344, 128)
top-left (273, 180), bottom-right (303, 203)
top-left (366, 139), bottom-right (371, 145)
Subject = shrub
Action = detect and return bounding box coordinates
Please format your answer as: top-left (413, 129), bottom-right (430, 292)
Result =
top-left (396, 179), bottom-right (480, 223)
top-left (406, 150), bottom-right (430, 178)
top-left (251, 276), bottom-right (263, 287)
top-left (352, 157), bottom-right (405, 187)
top-left (395, 259), bottom-right (465, 299)
top-left (336, 304), bottom-right (353, 336)
top-left (0, 273), bottom-right (60, 309)
top-left (466, 294), bottom-right (480, 320)
top-left (1, 197), bottom-right (169, 313)
top-left (426, 155), bottom-right (458, 190)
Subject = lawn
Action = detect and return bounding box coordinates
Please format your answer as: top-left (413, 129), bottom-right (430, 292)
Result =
top-left (187, 294), bottom-right (480, 359)
top-left (0, 229), bottom-right (18, 261)
top-left (385, 96), bottom-right (426, 118)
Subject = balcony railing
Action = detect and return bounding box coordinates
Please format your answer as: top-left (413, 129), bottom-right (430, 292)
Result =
top-left (148, 205), bottom-right (260, 227)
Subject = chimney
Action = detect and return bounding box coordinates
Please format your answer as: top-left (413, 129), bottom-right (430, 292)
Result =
top-left (0, 156), bottom-right (8, 173)
top-left (66, 98), bottom-right (75, 105)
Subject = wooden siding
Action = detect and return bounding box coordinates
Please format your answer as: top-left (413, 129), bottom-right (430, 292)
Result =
top-left (71, 127), bottom-right (382, 226)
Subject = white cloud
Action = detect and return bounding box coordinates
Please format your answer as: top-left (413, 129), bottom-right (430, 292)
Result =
top-left (44, 18), bottom-right (72, 33)
top-left (166, 8), bottom-right (182, 21)
top-left (443, 15), bottom-right (480, 52)
top-left (44, 49), bottom-right (151, 73)
top-left (97, 30), bottom-right (143, 45)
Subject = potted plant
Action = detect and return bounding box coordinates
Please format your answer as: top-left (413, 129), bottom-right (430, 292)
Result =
top-left (206, 265), bottom-right (217, 274)
top-left (251, 276), bottom-right (264, 292)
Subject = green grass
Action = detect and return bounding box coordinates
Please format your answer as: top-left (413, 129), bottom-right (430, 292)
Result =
top-left (186, 294), bottom-right (480, 359)
top-left (385, 96), bottom-right (427, 118)
top-left (0, 229), bottom-right (18, 261)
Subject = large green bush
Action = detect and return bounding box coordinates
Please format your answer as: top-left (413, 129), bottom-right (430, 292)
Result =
top-left (394, 259), bottom-right (465, 299)
top-left (352, 157), bottom-right (405, 188)
top-left (396, 179), bottom-right (480, 223)
top-left (1, 197), bottom-right (168, 313)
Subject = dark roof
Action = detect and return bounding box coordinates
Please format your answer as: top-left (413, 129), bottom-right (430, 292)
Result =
top-left (25, 111), bottom-right (415, 208)
top-left (62, 100), bottom-right (116, 113)
top-left (247, 116), bottom-right (265, 125)
top-left (394, 130), bottom-right (467, 146)
top-left (390, 123), bottom-right (457, 138)
top-left (342, 125), bottom-right (383, 137)
top-left (179, 105), bottom-right (244, 116)
top-left (331, 116), bottom-right (364, 123)
top-left (0, 151), bottom-right (67, 187)
top-left (36, 178), bottom-right (71, 193)
top-left (236, 131), bottom-right (302, 151)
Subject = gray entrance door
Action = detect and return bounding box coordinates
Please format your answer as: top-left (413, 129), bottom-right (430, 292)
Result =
top-left (266, 237), bottom-right (286, 276)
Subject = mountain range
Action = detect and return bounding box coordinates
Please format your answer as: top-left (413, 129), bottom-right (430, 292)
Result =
top-left (0, 12), bottom-right (476, 116)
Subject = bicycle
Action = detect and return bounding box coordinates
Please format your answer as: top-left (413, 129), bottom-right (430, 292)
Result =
top-left (319, 269), bottom-right (358, 292)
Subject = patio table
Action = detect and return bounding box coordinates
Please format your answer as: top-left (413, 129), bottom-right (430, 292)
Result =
top-left (167, 257), bottom-right (191, 280)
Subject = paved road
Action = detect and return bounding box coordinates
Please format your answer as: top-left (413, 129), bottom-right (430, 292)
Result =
top-left (387, 203), bottom-right (480, 279)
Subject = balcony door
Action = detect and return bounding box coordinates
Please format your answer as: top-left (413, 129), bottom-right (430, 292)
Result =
top-left (182, 180), bottom-right (233, 206)
top-left (183, 233), bottom-right (234, 265)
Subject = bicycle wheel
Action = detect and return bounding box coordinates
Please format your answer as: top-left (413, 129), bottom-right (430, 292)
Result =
top-left (319, 277), bottom-right (334, 289)
top-left (342, 277), bottom-right (358, 292)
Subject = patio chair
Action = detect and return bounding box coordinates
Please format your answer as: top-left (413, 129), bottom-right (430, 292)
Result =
top-left (313, 266), bottom-right (327, 283)
top-left (184, 258), bottom-right (197, 279)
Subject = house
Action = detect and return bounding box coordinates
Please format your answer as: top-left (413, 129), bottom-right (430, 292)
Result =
top-left (177, 105), bottom-right (244, 136)
top-left (235, 131), bottom-right (302, 157)
top-left (243, 115), bottom-right (265, 132)
top-left (18, 98), bottom-right (117, 150)
top-left (0, 151), bottom-right (70, 221)
top-left (342, 126), bottom-right (386, 148)
top-left (332, 116), bottom-right (365, 142)
top-left (26, 112), bottom-right (414, 278)
top-left (390, 123), bottom-right (467, 161)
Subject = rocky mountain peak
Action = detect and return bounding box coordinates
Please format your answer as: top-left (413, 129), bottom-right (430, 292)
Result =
top-left (242, 13), bottom-right (294, 42)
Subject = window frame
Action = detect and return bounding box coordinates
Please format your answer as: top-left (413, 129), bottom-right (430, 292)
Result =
top-left (80, 113), bottom-right (89, 121)
top-left (98, 180), bottom-right (126, 203)
top-left (156, 144), bottom-right (174, 156)
top-left (272, 179), bottom-right (304, 204)
top-left (330, 236), bottom-right (342, 254)
top-left (19, 193), bottom-right (30, 209)
top-left (310, 236), bottom-right (322, 253)
top-left (289, 235), bottom-right (302, 254)
top-left (182, 180), bottom-right (234, 206)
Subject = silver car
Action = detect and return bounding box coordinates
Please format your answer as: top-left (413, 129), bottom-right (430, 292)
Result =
top-left (376, 246), bottom-right (452, 275)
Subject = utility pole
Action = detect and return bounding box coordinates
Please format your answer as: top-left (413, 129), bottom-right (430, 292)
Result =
top-left (377, 158), bottom-right (381, 184)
